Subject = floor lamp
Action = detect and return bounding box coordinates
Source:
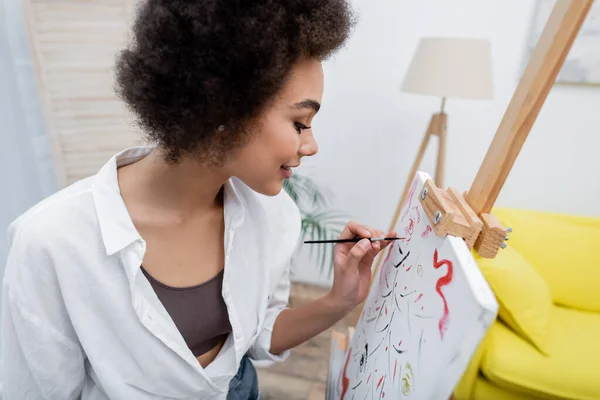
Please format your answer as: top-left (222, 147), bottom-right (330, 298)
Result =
top-left (392, 37), bottom-right (494, 229)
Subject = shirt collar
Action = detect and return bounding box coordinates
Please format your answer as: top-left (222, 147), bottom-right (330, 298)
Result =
top-left (92, 146), bottom-right (150, 256)
top-left (92, 146), bottom-right (246, 256)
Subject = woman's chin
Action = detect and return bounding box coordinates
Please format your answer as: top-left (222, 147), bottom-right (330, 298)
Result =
top-left (245, 178), bottom-right (285, 197)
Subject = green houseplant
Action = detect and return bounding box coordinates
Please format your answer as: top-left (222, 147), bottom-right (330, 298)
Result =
top-left (283, 173), bottom-right (349, 278)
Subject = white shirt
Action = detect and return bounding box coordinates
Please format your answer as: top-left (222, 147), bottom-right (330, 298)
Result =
top-left (1, 146), bottom-right (301, 399)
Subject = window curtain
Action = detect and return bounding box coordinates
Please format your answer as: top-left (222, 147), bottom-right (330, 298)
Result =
top-left (0, 0), bottom-right (56, 270)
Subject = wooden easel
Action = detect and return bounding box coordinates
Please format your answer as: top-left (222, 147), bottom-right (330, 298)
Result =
top-left (348, 0), bottom-right (593, 331)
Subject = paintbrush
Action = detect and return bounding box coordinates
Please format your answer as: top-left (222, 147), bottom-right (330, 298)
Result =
top-left (304, 237), bottom-right (403, 244)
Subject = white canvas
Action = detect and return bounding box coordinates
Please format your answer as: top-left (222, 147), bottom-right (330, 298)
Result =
top-left (332, 172), bottom-right (498, 400)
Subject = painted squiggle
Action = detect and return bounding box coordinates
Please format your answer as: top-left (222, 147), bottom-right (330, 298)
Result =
top-left (433, 249), bottom-right (453, 340)
top-left (400, 178), bottom-right (418, 222)
top-left (421, 225), bottom-right (432, 238)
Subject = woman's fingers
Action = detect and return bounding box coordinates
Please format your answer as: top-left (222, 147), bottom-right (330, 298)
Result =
top-left (335, 223), bottom-right (396, 270)
top-left (344, 239), bottom-right (372, 272)
top-left (338, 221), bottom-right (373, 240)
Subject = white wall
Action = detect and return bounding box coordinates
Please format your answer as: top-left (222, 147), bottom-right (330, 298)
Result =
top-left (292, 0), bottom-right (600, 284)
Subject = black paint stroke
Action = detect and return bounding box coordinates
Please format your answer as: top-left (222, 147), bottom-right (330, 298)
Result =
top-left (393, 251), bottom-right (410, 269)
top-left (449, 351), bottom-right (460, 364)
top-left (366, 316), bottom-right (377, 324)
top-left (398, 290), bottom-right (416, 298)
top-left (376, 323), bottom-right (389, 333)
top-left (371, 356), bottom-right (377, 400)
top-left (381, 289), bottom-right (393, 298)
top-left (374, 298), bottom-right (387, 329)
top-left (394, 293), bottom-right (402, 313)
top-left (393, 269), bottom-right (403, 313)
top-left (368, 336), bottom-right (385, 357)
top-left (414, 314), bottom-right (436, 319)
top-left (418, 328), bottom-right (424, 365)
top-left (352, 380), bottom-right (363, 390)
top-left (392, 344), bottom-right (408, 354)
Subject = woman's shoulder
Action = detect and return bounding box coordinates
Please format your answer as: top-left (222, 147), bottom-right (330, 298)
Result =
top-left (8, 177), bottom-right (99, 254)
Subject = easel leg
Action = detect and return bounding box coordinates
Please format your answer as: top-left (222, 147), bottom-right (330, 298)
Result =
top-left (393, 130), bottom-right (431, 231)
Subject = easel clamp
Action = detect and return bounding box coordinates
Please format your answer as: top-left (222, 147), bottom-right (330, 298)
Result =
top-left (419, 179), bottom-right (508, 258)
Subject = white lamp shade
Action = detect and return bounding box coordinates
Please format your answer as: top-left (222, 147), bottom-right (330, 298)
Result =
top-left (401, 37), bottom-right (494, 99)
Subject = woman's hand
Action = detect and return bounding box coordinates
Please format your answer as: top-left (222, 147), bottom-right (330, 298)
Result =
top-left (328, 221), bottom-right (396, 314)
top-left (270, 221), bottom-right (396, 355)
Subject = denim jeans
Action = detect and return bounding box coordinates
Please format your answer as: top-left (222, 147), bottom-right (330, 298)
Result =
top-left (227, 355), bottom-right (259, 400)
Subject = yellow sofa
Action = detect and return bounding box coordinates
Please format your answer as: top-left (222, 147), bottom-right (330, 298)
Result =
top-left (454, 208), bottom-right (600, 400)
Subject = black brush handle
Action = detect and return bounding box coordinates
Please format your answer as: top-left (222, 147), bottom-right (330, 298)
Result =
top-left (303, 237), bottom-right (401, 244)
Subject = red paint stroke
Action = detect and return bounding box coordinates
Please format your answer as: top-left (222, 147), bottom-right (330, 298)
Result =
top-left (421, 306), bottom-right (424, 310)
top-left (414, 293), bottom-right (423, 303)
top-left (413, 205), bottom-right (421, 223)
top-left (401, 179), bottom-right (418, 221)
top-left (405, 218), bottom-right (415, 237)
top-left (421, 225), bottom-right (432, 238)
top-left (376, 307), bottom-right (381, 312)
top-left (399, 340), bottom-right (402, 346)
top-left (340, 346), bottom-right (351, 400)
top-left (404, 286), bottom-right (407, 290)
top-left (377, 375), bottom-right (385, 391)
top-left (367, 373), bottom-right (371, 384)
top-left (406, 265), bottom-right (413, 272)
top-left (433, 249), bottom-right (453, 340)
top-left (393, 359), bottom-right (398, 382)
top-left (385, 306), bottom-right (388, 316)
top-left (385, 346), bottom-right (388, 351)
top-left (395, 282), bottom-right (398, 287)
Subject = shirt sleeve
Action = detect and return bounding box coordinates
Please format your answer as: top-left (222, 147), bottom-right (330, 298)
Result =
top-left (246, 190), bottom-right (301, 363)
top-left (1, 221), bottom-right (85, 400)
top-left (246, 261), bottom-right (292, 363)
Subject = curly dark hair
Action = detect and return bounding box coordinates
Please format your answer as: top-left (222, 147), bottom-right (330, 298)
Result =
top-left (114, 0), bottom-right (355, 163)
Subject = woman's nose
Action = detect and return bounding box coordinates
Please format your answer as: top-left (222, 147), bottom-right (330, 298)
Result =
top-left (299, 132), bottom-right (318, 157)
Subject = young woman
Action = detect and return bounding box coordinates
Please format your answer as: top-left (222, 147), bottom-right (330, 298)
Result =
top-left (2, 1), bottom-right (395, 399)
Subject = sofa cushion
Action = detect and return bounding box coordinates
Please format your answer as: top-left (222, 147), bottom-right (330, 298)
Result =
top-left (482, 306), bottom-right (600, 400)
top-left (474, 246), bottom-right (552, 354)
top-left (472, 376), bottom-right (541, 400)
top-left (492, 208), bottom-right (600, 313)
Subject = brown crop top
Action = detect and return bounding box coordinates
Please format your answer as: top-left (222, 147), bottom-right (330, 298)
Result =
top-left (141, 266), bottom-right (232, 357)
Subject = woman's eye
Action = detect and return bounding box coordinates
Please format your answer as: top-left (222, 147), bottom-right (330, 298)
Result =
top-left (294, 122), bottom-right (308, 133)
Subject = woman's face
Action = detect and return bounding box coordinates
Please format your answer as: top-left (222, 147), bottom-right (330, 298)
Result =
top-left (228, 58), bottom-right (323, 196)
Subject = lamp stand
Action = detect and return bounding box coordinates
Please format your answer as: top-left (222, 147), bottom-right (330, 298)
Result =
top-left (388, 98), bottom-right (447, 233)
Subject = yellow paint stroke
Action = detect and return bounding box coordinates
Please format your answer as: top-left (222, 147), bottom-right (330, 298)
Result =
top-left (401, 362), bottom-right (414, 395)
